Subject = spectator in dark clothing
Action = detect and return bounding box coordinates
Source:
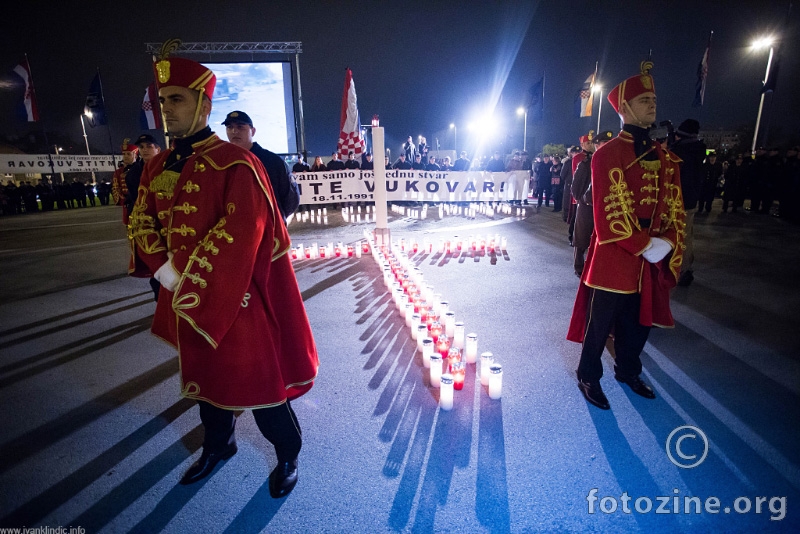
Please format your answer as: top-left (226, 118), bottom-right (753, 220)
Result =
top-left (403, 136), bottom-right (417, 162)
top-left (669, 119), bottom-right (706, 286)
top-left (223, 111), bottom-right (300, 220)
top-left (722, 155), bottom-right (748, 213)
top-left (533, 155), bottom-right (551, 206)
top-left (85, 181), bottom-right (97, 207)
top-left (326, 152), bottom-right (346, 171)
top-left (452, 151), bottom-right (470, 171)
top-left (411, 154), bottom-right (426, 170)
top-left (292, 154), bottom-right (310, 173)
top-left (749, 147), bottom-right (769, 212)
top-left (361, 153), bottom-right (374, 170)
top-left (125, 134), bottom-right (162, 215)
top-left (21, 181), bottom-right (38, 213)
top-left (310, 156), bottom-right (326, 172)
top-left (393, 153), bottom-right (413, 169)
top-left (97, 179), bottom-right (111, 205)
top-left (699, 152), bottom-right (723, 213)
top-left (484, 151), bottom-right (505, 173)
top-left (344, 151), bottom-right (361, 170)
top-left (550, 156), bottom-right (564, 212)
top-left (426, 156), bottom-right (441, 171)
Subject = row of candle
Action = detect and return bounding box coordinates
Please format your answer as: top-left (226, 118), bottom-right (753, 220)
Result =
top-left (372, 240), bottom-right (503, 409)
top-left (392, 233), bottom-right (508, 256)
top-left (389, 202), bottom-right (528, 220)
top-left (290, 240), bottom-right (370, 260)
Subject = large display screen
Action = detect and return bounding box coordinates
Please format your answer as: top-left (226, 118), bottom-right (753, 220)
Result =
top-left (202, 61), bottom-right (297, 154)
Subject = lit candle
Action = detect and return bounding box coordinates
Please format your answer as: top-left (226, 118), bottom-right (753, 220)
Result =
top-left (451, 361), bottom-right (466, 391)
top-left (480, 352), bottom-right (494, 386)
top-left (429, 353), bottom-right (442, 387)
top-left (488, 363), bottom-right (503, 399)
top-left (426, 312), bottom-right (440, 331)
top-left (416, 325), bottom-right (429, 348)
top-left (447, 346), bottom-right (462, 370)
top-left (454, 322), bottom-right (465, 349)
top-left (465, 333), bottom-right (478, 363)
top-left (444, 312), bottom-right (456, 338)
top-left (291, 248), bottom-right (298, 260)
top-left (422, 338), bottom-right (434, 368)
top-left (436, 336), bottom-right (451, 358)
top-left (439, 374), bottom-right (454, 410)
top-left (429, 322), bottom-right (443, 343)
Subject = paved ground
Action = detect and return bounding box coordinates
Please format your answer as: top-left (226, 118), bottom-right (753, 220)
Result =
top-left (0, 201), bottom-right (798, 533)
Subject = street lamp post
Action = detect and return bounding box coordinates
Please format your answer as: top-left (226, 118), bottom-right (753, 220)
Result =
top-left (516, 107), bottom-right (527, 152)
top-left (80, 113), bottom-right (97, 183)
top-left (593, 85), bottom-right (604, 134)
top-left (449, 123), bottom-right (457, 155)
top-left (750, 37), bottom-right (775, 154)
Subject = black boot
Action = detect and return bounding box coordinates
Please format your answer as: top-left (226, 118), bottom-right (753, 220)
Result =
top-left (269, 458), bottom-right (299, 498)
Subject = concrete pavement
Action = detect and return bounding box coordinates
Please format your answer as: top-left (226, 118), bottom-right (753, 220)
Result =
top-left (0, 202), bottom-right (798, 533)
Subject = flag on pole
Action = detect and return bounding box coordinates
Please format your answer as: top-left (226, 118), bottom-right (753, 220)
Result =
top-left (140, 82), bottom-right (162, 129)
top-left (577, 72), bottom-right (595, 117)
top-left (12, 58), bottom-right (39, 122)
top-left (692, 33), bottom-right (712, 107)
top-left (525, 75), bottom-right (544, 122)
top-left (337, 68), bottom-right (366, 158)
top-left (84, 73), bottom-right (107, 127)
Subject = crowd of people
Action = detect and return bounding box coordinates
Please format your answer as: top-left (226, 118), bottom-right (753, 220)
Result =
top-left (0, 176), bottom-right (112, 215)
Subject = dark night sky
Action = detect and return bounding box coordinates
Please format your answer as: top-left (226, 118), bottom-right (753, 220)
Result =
top-left (1, 0), bottom-right (797, 158)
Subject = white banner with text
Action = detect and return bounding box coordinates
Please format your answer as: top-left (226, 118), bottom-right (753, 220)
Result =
top-left (295, 170), bottom-right (530, 204)
top-left (0, 154), bottom-right (118, 175)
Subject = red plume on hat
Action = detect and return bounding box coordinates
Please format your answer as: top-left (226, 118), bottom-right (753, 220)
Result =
top-left (607, 61), bottom-right (656, 114)
top-left (153, 39), bottom-right (216, 101)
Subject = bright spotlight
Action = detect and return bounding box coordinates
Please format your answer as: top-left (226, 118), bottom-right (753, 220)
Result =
top-left (516, 107), bottom-right (525, 116)
top-left (752, 36), bottom-right (775, 50)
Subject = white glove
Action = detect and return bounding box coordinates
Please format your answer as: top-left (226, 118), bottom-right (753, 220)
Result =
top-left (642, 237), bottom-right (672, 263)
top-left (154, 251), bottom-right (180, 292)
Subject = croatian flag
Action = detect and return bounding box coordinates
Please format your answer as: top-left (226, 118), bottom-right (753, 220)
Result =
top-left (13, 58), bottom-right (39, 122)
top-left (140, 82), bottom-right (162, 130)
top-left (577, 73), bottom-right (595, 118)
top-left (692, 34), bottom-right (711, 107)
top-left (337, 68), bottom-right (365, 159)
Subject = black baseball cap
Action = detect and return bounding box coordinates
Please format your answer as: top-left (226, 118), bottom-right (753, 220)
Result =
top-left (135, 134), bottom-right (159, 146)
top-left (222, 110), bottom-right (253, 126)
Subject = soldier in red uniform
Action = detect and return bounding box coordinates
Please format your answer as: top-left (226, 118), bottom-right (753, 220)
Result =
top-left (128, 45), bottom-right (319, 497)
top-left (111, 140), bottom-right (138, 224)
top-left (567, 62), bottom-right (686, 410)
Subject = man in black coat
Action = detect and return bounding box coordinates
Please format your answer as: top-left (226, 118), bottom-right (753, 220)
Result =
top-left (699, 151), bottom-right (723, 213)
top-left (361, 153), bottom-right (374, 170)
top-left (669, 119), bottom-right (706, 286)
top-left (292, 154), bottom-right (310, 173)
top-left (223, 111), bottom-right (300, 220)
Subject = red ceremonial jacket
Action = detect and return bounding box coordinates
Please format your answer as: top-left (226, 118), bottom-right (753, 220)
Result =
top-left (128, 132), bottom-right (318, 409)
top-left (567, 129), bottom-right (686, 342)
top-left (112, 165), bottom-right (130, 224)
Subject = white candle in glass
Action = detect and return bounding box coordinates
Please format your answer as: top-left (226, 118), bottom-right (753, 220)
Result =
top-left (454, 322), bottom-right (465, 349)
top-left (429, 353), bottom-right (442, 387)
top-left (439, 374), bottom-right (454, 410)
top-left (409, 312), bottom-right (420, 331)
top-left (488, 363), bottom-right (503, 399)
top-left (422, 338), bottom-right (434, 368)
top-left (439, 301), bottom-right (449, 315)
top-left (480, 352), bottom-right (494, 386)
top-left (416, 325), bottom-right (429, 350)
top-left (444, 312), bottom-right (456, 338)
top-left (465, 333), bottom-right (478, 363)
top-left (403, 302), bottom-right (413, 321)
top-left (399, 293), bottom-right (409, 313)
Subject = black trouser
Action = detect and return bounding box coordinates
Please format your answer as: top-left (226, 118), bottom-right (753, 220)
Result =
top-left (537, 186), bottom-right (551, 207)
top-left (577, 289), bottom-right (651, 382)
top-left (198, 400), bottom-right (302, 463)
